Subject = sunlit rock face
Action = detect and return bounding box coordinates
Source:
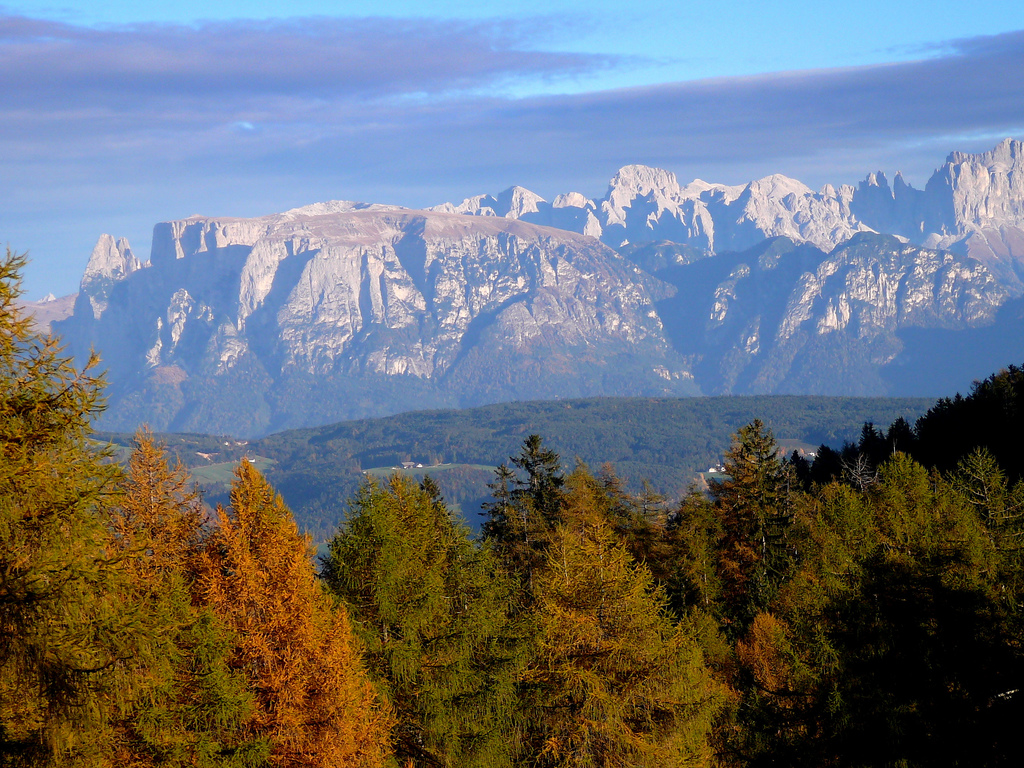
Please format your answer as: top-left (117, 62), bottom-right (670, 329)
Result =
top-left (655, 234), bottom-right (1007, 396)
top-left (439, 140), bottom-right (1024, 297)
top-left (54, 140), bottom-right (1024, 436)
top-left (77, 234), bottom-right (144, 320)
top-left (58, 205), bottom-right (695, 435)
top-left (438, 164), bottom-right (871, 255)
top-left (850, 139), bottom-right (1024, 293)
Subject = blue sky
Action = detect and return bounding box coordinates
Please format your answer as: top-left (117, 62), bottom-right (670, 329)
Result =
top-left (4, 0), bottom-right (1024, 297)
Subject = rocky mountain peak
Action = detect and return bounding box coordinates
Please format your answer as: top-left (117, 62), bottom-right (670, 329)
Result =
top-left (79, 234), bottom-right (144, 319)
top-left (606, 164), bottom-right (682, 199)
top-left (495, 186), bottom-right (546, 219)
top-left (744, 174), bottom-right (814, 201)
top-left (54, 137), bottom-right (1024, 436)
top-left (552, 192), bottom-right (595, 209)
top-left (946, 137), bottom-right (1023, 168)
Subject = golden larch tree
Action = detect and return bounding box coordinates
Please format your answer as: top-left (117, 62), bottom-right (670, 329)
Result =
top-left (194, 460), bottom-right (393, 768)
top-left (525, 466), bottom-right (726, 768)
top-left (106, 430), bottom-right (264, 767)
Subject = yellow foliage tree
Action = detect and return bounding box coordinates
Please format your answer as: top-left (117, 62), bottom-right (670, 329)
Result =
top-left (0, 248), bottom-right (131, 766)
top-left (106, 430), bottom-right (263, 767)
top-left (525, 467), bottom-right (726, 768)
top-left (194, 460), bottom-right (393, 768)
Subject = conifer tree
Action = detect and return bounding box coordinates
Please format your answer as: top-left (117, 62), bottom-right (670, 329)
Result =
top-left (484, 435), bottom-right (565, 591)
top-left (324, 475), bottom-right (524, 768)
top-left (106, 431), bottom-right (264, 767)
top-left (524, 466), bottom-right (726, 768)
top-left (709, 420), bottom-right (796, 636)
top-left (194, 460), bottom-right (392, 768)
top-left (732, 454), bottom-right (1024, 767)
top-left (0, 248), bottom-right (135, 765)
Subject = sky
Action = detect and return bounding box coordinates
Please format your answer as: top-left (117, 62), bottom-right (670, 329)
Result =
top-left (3, 1), bottom-right (1024, 298)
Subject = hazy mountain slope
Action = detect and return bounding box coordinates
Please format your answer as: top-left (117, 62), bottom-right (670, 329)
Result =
top-left (653, 234), bottom-right (1006, 395)
top-left (49, 140), bottom-right (1024, 437)
top-left (58, 204), bottom-right (696, 435)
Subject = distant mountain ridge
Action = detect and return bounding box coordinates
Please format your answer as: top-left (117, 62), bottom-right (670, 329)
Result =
top-left (58, 203), bottom-right (695, 435)
top-left (52, 140), bottom-right (1024, 436)
top-left (435, 138), bottom-right (1024, 292)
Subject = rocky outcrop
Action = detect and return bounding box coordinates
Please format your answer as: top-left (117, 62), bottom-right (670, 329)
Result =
top-left (438, 165), bottom-right (870, 256)
top-left (77, 234), bottom-right (144, 319)
top-left (851, 139), bottom-right (1024, 293)
top-left (58, 206), bottom-right (695, 435)
top-left (656, 234), bottom-right (1007, 395)
top-left (439, 139), bottom-right (1024, 297)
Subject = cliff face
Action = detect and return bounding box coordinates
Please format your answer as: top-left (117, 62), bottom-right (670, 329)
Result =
top-left (59, 205), bottom-right (695, 435)
top-left (435, 165), bottom-right (870, 255)
top-left (54, 140), bottom-right (1024, 436)
top-left (441, 139), bottom-right (1024, 295)
top-left (650, 234), bottom-right (1007, 396)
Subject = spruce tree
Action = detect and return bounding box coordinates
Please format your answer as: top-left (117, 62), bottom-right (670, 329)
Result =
top-left (483, 435), bottom-right (565, 592)
top-left (324, 475), bottom-right (524, 768)
top-left (709, 420), bottom-right (796, 636)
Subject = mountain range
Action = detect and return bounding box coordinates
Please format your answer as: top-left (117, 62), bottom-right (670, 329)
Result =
top-left (49, 139), bottom-right (1024, 436)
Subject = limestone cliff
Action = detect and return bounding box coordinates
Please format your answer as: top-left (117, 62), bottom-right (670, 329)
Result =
top-left (58, 206), bottom-right (694, 434)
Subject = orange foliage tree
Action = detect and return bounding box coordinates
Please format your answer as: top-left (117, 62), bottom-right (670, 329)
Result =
top-left (106, 430), bottom-right (263, 767)
top-left (194, 460), bottom-right (393, 768)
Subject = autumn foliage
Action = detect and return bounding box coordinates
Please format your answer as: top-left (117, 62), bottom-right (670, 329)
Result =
top-left (195, 460), bottom-right (393, 768)
top-left (5, 247), bottom-right (1024, 768)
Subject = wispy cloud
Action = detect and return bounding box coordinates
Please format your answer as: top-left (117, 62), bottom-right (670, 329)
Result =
top-left (0, 14), bottom-right (611, 102)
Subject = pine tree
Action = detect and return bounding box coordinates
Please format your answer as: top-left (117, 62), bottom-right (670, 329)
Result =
top-left (324, 475), bottom-right (524, 768)
top-left (194, 460), bottom-right (392, 768)
top-left (0, 248), bottom-right (135, 766)
top-left (524, 467), bottom-right (726, 768)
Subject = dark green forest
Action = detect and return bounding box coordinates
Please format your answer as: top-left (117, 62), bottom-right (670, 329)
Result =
top-left (101, 395), bottom-right (932, 540)
top-left (5, 246), bottom-right (1024, 768)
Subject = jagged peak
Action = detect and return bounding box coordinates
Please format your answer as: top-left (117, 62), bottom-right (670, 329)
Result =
top-left (862, 171), bottom-right (890, 189)
top-left (83, 234), bottom-right (141, 285)
top-left (427, 193), bottom-right (498, 216)
top-left (680, 178), bottom-right (745, 204)
top-left (946, 138), bottom-right (1024, 167)
top-left (552, 192), bottom-right (594, 209)
top-left (607, 164), bottom-right (681, 198)
top-left (496, 185), bottom-right (546, 218)
top-left (745, 174), bottom-right (813, 199)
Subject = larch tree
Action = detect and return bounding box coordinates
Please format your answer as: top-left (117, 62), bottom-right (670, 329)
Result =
top-left (524, 466), bottom-right (726, 768)
top-left (194, 460), bottom-right (392, 768)
top-left (323, 475), bottom-right (525, 768)
top-left (105, 430), bottom-right (264, 767)
top-left (0, 248), bottom-right (135, 766)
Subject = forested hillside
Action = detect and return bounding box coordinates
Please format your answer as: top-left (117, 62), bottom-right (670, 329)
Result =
top-left (102, 395), bottom-right (932, 539)
top-left (6, 247), bottom-right (1024, 767)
